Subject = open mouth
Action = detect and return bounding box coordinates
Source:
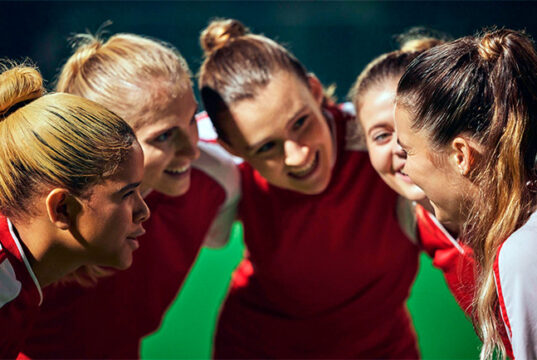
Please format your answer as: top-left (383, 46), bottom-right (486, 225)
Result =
top-left (288, 151), bottom-right (320, 180)
top-left (164, 164), bottom-right (190, 177)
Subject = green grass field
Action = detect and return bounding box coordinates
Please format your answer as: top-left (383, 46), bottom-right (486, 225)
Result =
top-left (141, 223), bottom-right (481, 359)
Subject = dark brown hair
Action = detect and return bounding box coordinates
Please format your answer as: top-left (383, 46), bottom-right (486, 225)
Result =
top-left (397, 28), bottom-right (537, 359)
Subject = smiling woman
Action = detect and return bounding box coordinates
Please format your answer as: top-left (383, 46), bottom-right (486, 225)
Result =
top-left (395, 28), bottom-right (537, 359)
top-left (199, 18), bottom-right (421, 359)
top-left (22, 31), bottom-right (240, 359)
top-left (0, 61), bottom-right (149, 358)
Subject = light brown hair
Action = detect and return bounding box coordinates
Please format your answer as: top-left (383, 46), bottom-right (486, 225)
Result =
top-left (199, 18), bottom-right (310, 142)
top-left (396, 28), bottom-right (537, 359)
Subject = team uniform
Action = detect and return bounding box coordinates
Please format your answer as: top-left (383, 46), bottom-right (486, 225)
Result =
top-left (494, 209), bottom-right (537, 359)
top-left (21, 141), bottom-right (240, 359)
top-left (214, 104), bottom-right (420, 358)
top-left (415, 204), bottom-right (476, 314)
top-left (0, 216), bottom-right (43, 358)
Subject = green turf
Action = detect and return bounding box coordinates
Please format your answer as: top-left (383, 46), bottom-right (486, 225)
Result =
top-left (141, 223), bottom-right (481, 359)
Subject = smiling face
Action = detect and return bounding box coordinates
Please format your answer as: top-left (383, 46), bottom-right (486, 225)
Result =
top-left (394, 105), bottom-right (474, 228)
top-left (358, 81), bottom-right (425, 201)
top-left (134, 83), bottom-right (200, 196)
top-left (220, 72), bottom-right (335, 194)
top-left (76, 142), bottom-right (150, 269)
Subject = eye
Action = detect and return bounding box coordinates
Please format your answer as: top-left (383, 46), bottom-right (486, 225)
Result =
top-left (122, 190), bottom-right (135, 199)
top-left (154, 129), bottom-right (174, 143)
top-left (292, 116), bottom-right (307, 131)
top-left (372, 131), bottom-right (392, 144)
top-left (257, 141), bottom-right (276, 154)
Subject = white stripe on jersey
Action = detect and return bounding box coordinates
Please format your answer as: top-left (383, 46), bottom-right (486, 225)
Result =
top-left (194, 141), bottom-right (241, 248)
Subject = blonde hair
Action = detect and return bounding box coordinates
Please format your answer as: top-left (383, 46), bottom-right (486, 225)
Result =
top-left (57, 32), bottom-right (192, 129)
top-left (396, 28), bottom-right (537, 359)
top-left (0, 61), bottom-right (136, 221)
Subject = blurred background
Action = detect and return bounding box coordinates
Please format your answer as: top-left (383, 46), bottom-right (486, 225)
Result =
top-left (3, 1), bottom-right (536, 358)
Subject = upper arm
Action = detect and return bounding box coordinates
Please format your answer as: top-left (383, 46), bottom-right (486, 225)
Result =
top-left (495, 230), bottom-right (537, 359)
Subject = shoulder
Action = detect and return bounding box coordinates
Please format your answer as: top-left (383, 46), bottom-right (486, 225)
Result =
top-left (325, 102), bottom-right (366, 152)
top-left (497, 211), bottom-right (537, 275)
top-left (0, 245), bottom-right (23, 309)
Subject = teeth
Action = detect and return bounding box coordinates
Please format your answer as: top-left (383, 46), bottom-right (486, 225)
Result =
top-left (166, 164), bottom-right (190, 174)
top-left (290, 156), bottom-right (317, 177)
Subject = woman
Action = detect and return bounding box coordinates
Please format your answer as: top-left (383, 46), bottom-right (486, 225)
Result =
top-left (350, 33), bottom-right (476, 314)
top-left (395, 28), bottom-right (537, 359)
top-left (200, 19), bottom-right (420, 358)
top-left (22, 33), bottom-right (239, 358)
top-left (0, 62), bottom-right (149, 358)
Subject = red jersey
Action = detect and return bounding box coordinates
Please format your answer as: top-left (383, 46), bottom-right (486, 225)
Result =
top-left (415, 204), bottom-right (476, 314)
top-left (0, 216), bottom-right (42, 358)
top-left (214, 105), bottom-right (420, 358)
top-left (22, 141), bottom-right (239, 359)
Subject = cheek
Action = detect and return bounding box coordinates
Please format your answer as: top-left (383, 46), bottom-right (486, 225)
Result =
top-left (368, 144), bottom-right (392, 175)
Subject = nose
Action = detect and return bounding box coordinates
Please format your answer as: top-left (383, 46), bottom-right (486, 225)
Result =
top-left (284, 140), bottom-right (309, 167)
top-left (133, 193), bottom-right (151, 224)
top-left (392, 139), bottom-right (406, 159)
top-left (174, 134), bottom-right (200, 161)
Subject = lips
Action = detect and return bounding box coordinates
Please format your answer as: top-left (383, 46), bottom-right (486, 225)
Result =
top-left (288, 151), bottom-right (320, 179)
top-left (126, 228), bottom-right (146, 251)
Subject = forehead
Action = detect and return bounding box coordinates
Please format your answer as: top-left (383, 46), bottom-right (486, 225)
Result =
top-left (134, 87), bottom-right (197, 134)
top-left (227, 72), bottom-right (311, 148)
top-left (359, 84), bottom-right (397, 131)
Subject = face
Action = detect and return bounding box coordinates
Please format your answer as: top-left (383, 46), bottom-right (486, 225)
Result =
top-left (358, 82), bottom-right (425, 201)
top-left (76, 142), bottom-right (150, 269)
top-left (222, 72), bottom-right (335, 194)
top-left (134, 84), bottom-right (200, 197)
top-left (394, 105), bottom-right (470, 228)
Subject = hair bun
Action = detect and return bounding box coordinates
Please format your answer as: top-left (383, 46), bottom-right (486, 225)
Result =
top-left (397, 27), bottom-right (449, 53)
top-left (68, 35), bottom-right (103, 72)
top-left (200, 19), bottom-right (248, 55)
top-left (0, 63), bottom-right (44, 117)
top-left (478, 30), bottom-right (512, 61)
top-left (401, 38), bottom-right (444, 53)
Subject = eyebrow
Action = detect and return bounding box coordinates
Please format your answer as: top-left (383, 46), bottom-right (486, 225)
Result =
top-left (246, 105), bottom-right (308, 153)
top-left (118, 181), bottom-right (142, 194)
top-left (367, 122), bottom-right (392, 136)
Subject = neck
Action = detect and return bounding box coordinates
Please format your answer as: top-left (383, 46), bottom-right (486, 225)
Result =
top-left (12, 218), bottom-right (84, 287)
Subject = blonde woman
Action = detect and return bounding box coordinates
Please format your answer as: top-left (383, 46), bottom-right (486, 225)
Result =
top-left (0, 62), bottom-right (149, 358)
top-left (23, 33), bottom-right (239, 358)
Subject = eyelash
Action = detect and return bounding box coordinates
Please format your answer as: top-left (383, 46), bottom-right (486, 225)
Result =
top-left (155, 130), bottom-right (174, 143)
top-left (122, 190), bottom-right (135, 199)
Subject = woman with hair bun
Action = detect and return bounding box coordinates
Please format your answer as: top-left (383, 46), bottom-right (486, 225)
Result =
top-left (22, 32), bottom-right (240, 358)
top-left (200, 19), bottom-right (420, 358)
top-left (0, 62), bottom-right (149, 358)
top-left (350, 31), bottom-right (477, 315)
top-left (395, 28), bottom-right (537, 359)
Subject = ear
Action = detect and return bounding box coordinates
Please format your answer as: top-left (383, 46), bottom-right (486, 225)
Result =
top-left (450, 136), bottom-right (476, 176)
top-left (45, 188), bottom-right (74, 230)
top-left (307, 74), bottom-right (324, 106)
top-left (217, 138), bottom-right (242, 158)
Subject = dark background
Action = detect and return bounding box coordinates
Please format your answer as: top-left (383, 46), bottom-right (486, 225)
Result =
top-left (4, 1), bottom-right (535, 358)
top-left (4, 1), bottom-right (537, 101)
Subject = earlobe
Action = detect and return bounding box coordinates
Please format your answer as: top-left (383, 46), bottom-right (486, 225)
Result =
top-left (451, 137), bottom-right (475, 176)
top-left (307, 74), bottom-right (324, 105)
top-left (45, 189), bottom-right (73, 230)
